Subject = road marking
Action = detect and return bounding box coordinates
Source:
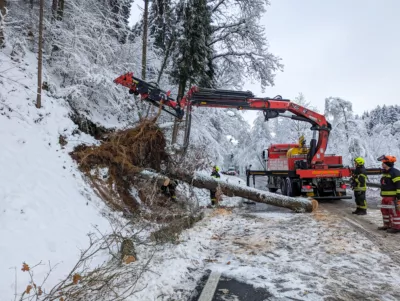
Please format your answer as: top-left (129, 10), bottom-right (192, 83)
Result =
top-left (343, 217), bottom-right (367, 231)
top-left (198, 271), bottom-right (221, 301)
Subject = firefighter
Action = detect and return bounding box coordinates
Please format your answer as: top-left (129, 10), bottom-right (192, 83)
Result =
top-left (210, 165), bottom-right (221, 207)
top-left (161, 177), bottom-right (178, 201)
top-left (377, 155), bottom-right (400, 233)
top-left (350, 157), bottom-right (368, 215)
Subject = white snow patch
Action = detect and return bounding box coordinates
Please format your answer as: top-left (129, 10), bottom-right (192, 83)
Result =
top-left (0, 50), bottom-right (111, 298)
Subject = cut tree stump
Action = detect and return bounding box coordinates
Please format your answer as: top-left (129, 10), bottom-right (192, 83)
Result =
top-left (139, 171), bottom-right (318, 213)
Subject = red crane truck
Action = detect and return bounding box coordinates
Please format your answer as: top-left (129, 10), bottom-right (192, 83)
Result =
top-left (114, 73), bottom-right (381, 200)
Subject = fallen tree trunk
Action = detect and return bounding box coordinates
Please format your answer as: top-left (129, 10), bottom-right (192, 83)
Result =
top-left (139, 171), bottom-right (318, 213)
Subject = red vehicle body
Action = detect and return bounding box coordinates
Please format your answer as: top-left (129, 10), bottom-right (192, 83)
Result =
top-left (114, 73), bottom-right (381, 200)
top-left (263, 143), bottom-right (349, 199)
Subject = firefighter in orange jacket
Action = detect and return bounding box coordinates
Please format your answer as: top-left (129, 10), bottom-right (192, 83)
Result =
top-left (377, 155), bottom-right (400, 233)
top-left (210, 165), bottom-right (221, 206)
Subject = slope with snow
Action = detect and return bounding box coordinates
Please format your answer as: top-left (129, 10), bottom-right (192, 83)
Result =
top-left (0, 50), bottom-right (111, 298)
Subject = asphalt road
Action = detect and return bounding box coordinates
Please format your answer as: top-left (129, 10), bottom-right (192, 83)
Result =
top-left (190, 174), bottom-right (384, 301)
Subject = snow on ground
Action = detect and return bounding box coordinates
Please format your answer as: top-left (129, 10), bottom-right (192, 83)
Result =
top-left (127, 176), bottom-right (400, 300)
top-left (207, 209), bottom-right (400, 300)
top-left (123, 202), bottom-right (400, 300)
top-left (0, 51), bottom-right (111, 298)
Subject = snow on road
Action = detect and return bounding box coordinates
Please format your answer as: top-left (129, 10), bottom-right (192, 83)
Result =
top-left (183, 206), bottom-right (400, 301)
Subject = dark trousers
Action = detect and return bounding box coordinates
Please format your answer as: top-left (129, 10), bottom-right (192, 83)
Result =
top-left (161, 184), bottom-right (176, 200)
top-left (354, 191), bottom-right (367, 210)
top-left (210, 190), bottom-right (216, 205)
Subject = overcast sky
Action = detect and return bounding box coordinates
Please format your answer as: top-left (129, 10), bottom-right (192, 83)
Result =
top-left (242, 0), bottom-right (400, 124)
top-left (130, 0), bottom-right (400, 124)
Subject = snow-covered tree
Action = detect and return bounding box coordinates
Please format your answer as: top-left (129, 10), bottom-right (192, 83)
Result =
top-left (325, 97), bottom-right (372, 165)
top-left (361, 105), bottom-right (400, 166)
top-left (232, 111), bottom-right (273, 170)
top-left (209, 0), bottom-right (282, 90)
top-left (149, 0), bottom-right (175, 82)
top-left (270, 93), bottom-right (316, 145)
top-left (170, 0), bottom-right (214, 96)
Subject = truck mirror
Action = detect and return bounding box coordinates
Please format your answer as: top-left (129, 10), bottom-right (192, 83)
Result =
top-left (262, 150), bottom-right (265, 159)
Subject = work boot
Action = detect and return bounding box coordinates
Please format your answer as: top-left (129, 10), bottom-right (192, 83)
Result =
top-left (377, 226), bottom-right (389, 231)
top-left (357, 209), bottom-right (367, 215)
top-left (352, 208), bottom-right (360, 214)
top-left (386, 228), bottom-right (400, 234)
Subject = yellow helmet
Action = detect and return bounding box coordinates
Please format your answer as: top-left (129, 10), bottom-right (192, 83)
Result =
top-left (354, 157), bottom-right (365, 166)
top-left (213, 165), bottom-right (220, 172)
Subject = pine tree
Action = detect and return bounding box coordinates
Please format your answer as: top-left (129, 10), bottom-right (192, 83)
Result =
top-left (170, 0), bottom-right (214, 97)
top-left (108, 0), bottom-right (133, 44)
top-left (0, 0), bottom-right (6, 46)
top-left (149, 0), bottom-right (177, 83)
top-left (149, 0), bottom-right (174, 51)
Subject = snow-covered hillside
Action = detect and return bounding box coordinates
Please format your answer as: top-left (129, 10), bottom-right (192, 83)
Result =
top-left (0, 49), bottom-right (111, 298)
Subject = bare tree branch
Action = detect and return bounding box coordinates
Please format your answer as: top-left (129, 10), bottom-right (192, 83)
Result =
top-left (211, 0), bottom-right (227, 13)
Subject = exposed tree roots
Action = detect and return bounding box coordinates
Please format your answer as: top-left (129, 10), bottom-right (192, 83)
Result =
top-left (70, 119), bottom-right (169, 212)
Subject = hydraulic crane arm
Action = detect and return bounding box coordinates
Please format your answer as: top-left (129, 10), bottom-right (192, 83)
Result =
top-left (182, 86), bottom-right (331, 165)
top-left (114, 73), bottom-right (331, 165)
top-left (246, 98), bottom-right (331, 165)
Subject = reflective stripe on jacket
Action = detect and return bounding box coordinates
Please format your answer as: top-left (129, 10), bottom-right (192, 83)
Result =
top-left (351, 166), bottom-right (367, 192)
top-left (380, 167), bottom-right (400, 199)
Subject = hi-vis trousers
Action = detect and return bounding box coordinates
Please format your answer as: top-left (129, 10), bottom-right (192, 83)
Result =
top-left (378, 197), bottom-right (400, 229)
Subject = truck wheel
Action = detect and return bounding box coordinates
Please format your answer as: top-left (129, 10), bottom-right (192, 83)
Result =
top-left (280, 179), bottom-right (287, 195)
top-left (268, 176), bottom-right (278, 193)
top-left (285, 177), bottom-right (293, 197)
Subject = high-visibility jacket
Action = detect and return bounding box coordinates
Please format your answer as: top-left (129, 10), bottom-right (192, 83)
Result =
top-left (380, 167), bottom-right (400, 199)
top-left (351, 166), bottom-right (367, 192)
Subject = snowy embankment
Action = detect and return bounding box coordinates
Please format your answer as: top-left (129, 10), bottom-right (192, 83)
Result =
top-left (0, 51), bottom-right (111, 298)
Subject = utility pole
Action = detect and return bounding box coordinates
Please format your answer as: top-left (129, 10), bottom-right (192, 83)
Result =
top-left (36, 0), bottom-right (44, 108)
top-left (141, 0), bottom-right (149, 80)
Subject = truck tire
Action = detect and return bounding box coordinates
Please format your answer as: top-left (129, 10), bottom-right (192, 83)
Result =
top-left (285, 177), bottom-right (293, 197)
top-left (280, 178), bottom-right (287, 195)
top-left (267, 176), bottom-right (278, 193)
